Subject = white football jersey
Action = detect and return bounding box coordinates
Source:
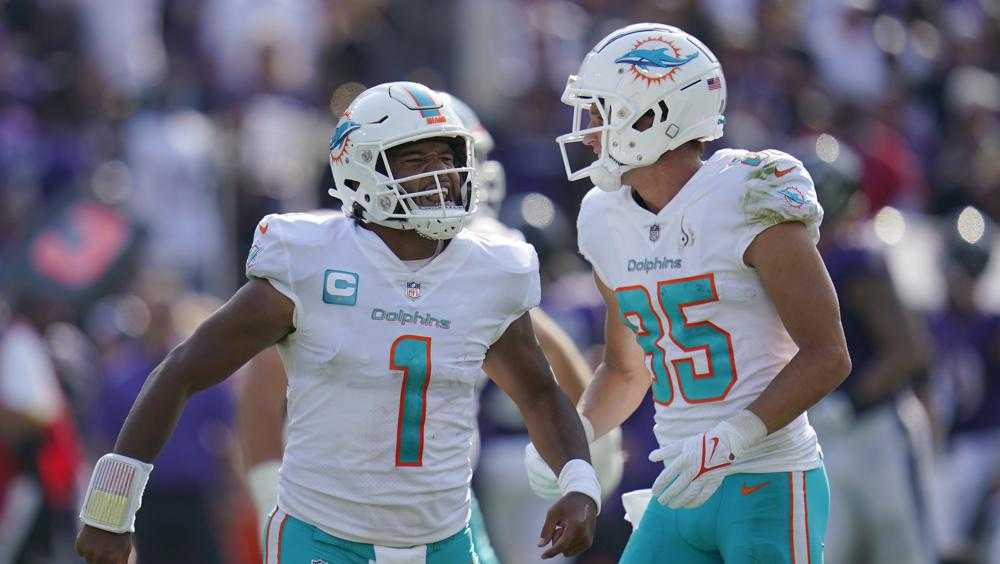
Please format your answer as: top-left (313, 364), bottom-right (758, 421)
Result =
top-left (578, 148), bottom-right (825, 474)
top-left (468, 214), bottom-right (525, 243)
top-left (246, 213), bottom-right (540, 546)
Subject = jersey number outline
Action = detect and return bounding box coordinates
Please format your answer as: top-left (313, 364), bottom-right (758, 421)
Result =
top-left (389, 335), bottom-right (432, 467)
top-left (615, 273), bottom-right (737, 405)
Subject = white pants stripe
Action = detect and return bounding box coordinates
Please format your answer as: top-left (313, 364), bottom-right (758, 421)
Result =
top-left (264, 507), bottom-right (288, 564)
top-left (789, 471), bottom-right (811, 564)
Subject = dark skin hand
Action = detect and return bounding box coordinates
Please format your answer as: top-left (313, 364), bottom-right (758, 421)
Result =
top-left (485, 312), bottom-right (598, 558)
top-left (77, 139), bottom-right (454, 563)
top-left (78, 158), bottom-right (597, 560)
top-left (76, 279), bottom-right (295, 564)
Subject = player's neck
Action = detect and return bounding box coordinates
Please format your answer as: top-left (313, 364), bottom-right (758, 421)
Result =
top-left (363, 223), bottom-right (448, 260)
top-left (624, 144), bottom-right (703, 214)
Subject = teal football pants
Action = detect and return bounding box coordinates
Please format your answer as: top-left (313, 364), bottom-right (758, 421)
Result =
top-left (262, 507), bottom-right (478, 563)
top-left (469, 494), bottom-right (500, 564)
top-left (621, 466), bottom-right (829, 564)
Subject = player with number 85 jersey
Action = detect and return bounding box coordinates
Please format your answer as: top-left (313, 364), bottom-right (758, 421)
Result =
top-left (524, 23), bottom-right (851, 564)
top-left (577, 147), bottom-right (825, 469)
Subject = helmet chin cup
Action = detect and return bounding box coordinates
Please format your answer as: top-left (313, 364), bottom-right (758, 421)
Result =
top-left (591, 162), bottom-right (623, 192)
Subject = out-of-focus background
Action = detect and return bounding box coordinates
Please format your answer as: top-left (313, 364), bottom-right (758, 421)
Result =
top-left (1, 0), bottom-right (998, 563)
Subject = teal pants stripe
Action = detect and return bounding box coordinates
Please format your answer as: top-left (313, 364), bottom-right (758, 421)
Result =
top-left (621, 465), bottom-right (829, 564)
top-left (264, 508), bottom-right (478, 563)
top-left (469, 494), bottom-right (500, 564)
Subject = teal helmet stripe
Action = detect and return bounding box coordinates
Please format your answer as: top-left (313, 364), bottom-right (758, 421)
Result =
top-left (403, 85), bottom-right (442, 118)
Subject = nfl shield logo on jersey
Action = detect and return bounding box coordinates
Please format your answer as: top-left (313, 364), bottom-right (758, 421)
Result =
top-left (649, 224), bottom-right (661, 242)
top-left (405, 281), bottom-right (421, 300)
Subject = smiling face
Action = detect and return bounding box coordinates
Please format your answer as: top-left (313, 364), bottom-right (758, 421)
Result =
top-left (386, 138), bottom-right (463, 208)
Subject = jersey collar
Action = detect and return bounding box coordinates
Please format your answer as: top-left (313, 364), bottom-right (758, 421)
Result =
top-left (348, 222), bottom-right (474, 303)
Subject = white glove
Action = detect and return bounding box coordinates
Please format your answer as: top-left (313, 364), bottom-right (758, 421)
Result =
top-left (589, 425), bottom-right (625, 496)
top-left (649, 410), bottom-right (767, 509)
top-left (524, 441), bottom-right (560, 499)
top-left (246, 460), bottom-right (280, 535)
top-left (524, 416), bottom-right (626, 499)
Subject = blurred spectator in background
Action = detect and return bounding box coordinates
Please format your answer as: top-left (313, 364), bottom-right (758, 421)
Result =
top-left (806, 137), bottom-right (936, 564)
top-left (0, 296), bottom-right (81, 564)
top-left (89, 275), bottom-right (237, 564)
top-left (929, 210), bottom-right (1000, 564)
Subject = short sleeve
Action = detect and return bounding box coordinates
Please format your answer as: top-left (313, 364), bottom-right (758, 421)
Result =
top-left (734, 150), bottom-right (824, 266)
top-left (245, 215), bottom-right (302, 328)
top-left (577, 189), bottom-right (614, 288)
top-left (488, 245), bottom-right (542, 346)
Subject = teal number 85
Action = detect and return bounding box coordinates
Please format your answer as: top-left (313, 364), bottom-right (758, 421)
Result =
top-left (389, 335), bottom-right (431, 467)
top-left (615, 273), bottom-right (737, 405)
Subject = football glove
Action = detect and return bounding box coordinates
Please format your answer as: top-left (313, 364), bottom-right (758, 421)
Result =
top-left (649, 410), bottom-right (767, 509)
top-left (524, 416), bottom-right (625, 499)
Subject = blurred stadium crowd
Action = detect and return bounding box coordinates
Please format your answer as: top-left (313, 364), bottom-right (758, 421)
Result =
top-left (1, 0), bottom-right (998, 563)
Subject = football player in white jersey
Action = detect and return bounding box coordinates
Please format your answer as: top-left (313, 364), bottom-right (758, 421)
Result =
top-left (238, 91), bottom-right (625, 564)
top-left (75, 82), bottom-right (600, 564)
top-left (523, 24), bottom-right (851, 563)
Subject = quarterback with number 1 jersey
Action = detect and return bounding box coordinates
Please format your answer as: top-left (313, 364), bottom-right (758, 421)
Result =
top-left (246, 211), bottom-right (540, 550)
top-left (577, 148), bottom-right (824, 473)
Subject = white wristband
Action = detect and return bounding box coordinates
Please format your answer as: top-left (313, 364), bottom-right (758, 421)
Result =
top-left (79, 453), bottom-right (153, 533)
top-left (726, 409), bottom-right (768, 458)
top-left (557, 459), bottom-right (602, 514)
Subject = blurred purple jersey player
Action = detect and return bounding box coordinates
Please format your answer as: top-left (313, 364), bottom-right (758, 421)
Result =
top-left (929, 208), bottom-right (1000, 562)
top-left (807, 139), bottom-right (936, 564)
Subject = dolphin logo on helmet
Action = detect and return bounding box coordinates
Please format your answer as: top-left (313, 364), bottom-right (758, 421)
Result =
top-left (330, 119), bottom-right (361, 152)
top-left (614, 48), bottom-right (697, 71)
top-left (327, 82), bottom-right (479, 240)
top-left (556, 24), bottom-right (726, 191)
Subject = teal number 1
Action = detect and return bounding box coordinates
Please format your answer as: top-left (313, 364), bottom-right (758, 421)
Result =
top-left (389, 335), bottom-right (432, 467)
top-left (615, 274), bottom-right (737, 405)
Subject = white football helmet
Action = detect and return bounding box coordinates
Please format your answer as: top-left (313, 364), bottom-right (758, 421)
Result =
top-left (439, 92), bottom-right (506, 215)
top-left (328, 82), bottom-right (477, 239)
top-left (557, 23), bottom-right (727, 191)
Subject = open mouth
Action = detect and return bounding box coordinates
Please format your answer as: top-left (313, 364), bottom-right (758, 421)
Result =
top-left (405, 181), bottom-right (462, 208)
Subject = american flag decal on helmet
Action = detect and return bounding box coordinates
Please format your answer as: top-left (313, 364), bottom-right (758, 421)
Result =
top-left (707, 76), bottom-right (722, 91)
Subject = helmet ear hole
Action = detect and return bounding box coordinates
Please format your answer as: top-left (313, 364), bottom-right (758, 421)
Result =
top-left (344, 179), bottom-right (360, 192)
top-left (632, 109), bottom-right (656, 132)
top-left (374, 155), bottom-right (388, 176)
top-left (658, 100), bottom-right (670, 122)
top-left (446, 137), bottom-right (468, 168)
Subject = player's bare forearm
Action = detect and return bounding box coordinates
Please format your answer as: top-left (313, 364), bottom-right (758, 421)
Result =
top-left (579, 272), bottom-right (653, 437)
top-left (745, 222), bottom-right (851, 433)
top-left (487, 312), bottom-right (590, 472)
top-left (237, 347), bottom-right (287, 466)
top-left (521, 382), bottom-right (592, 472)
top-left (579, 362), bottom-right (649, 438)
top-left (113, 279), bottom-right (294, 462)
top-left (746, 345), bottom-right (851, 433)
top-left (530, 308), bottom-right (590, 404)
